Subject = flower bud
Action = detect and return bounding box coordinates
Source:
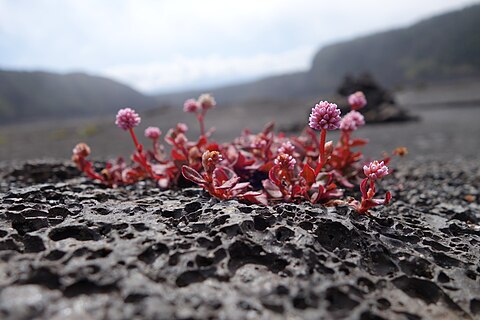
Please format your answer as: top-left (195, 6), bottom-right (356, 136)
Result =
top-left (202, 150), bottom-right (223, 173)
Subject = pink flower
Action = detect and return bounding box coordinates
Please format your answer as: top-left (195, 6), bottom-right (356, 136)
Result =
top-left (278, 141), bottom-right (295, 155)
top-left (348, 91), bottom-right (367, 110)
top-left (115, 108), bottom-right (141, 130)
top-left (308, 101), bottom-right (341, 131)
top-left (202, 150), bottom-right (223, 173)
top-left (144, 127), bottom-right (161, 140)
top-left (363, 160), bottom-right (388, 180)
top-left (198, 93), bottom-right (216, 110)
top-left (250, 138), bottom-right (267, 150)
top-left (174, 133), bottom-right (188, 145)
top-left (274, 154), bottom-right (296, 171)
top-left (183, 99), bottom-right (200, 113)
top-left (176, 123), bottom-right (188, 133)
top-left (340, 110), bottom-right (365, 131)
top-left (72, 143), bottom-right (91, 157)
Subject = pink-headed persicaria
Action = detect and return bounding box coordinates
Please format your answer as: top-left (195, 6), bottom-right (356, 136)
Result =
top-left (183, 99), bottom-right (200, 113)
top-left (115, 108), bottom-right (141, 130)
top-left (340, 110), bottom-right (365, 131)
top-left (278, 141), bottom-right (295, 155)
top-left (198, 93), bottom-right (216, 111)
top-left (176, 123), bottom-right (188, 133)
top-left (363, 160), bottom-right (388, 180)
top-left (274, 154), bottom-right (296, 171)
top-left (348, 91), bottom-right (367, 110)
top-left (73, 142), bottom-right (91, 157)
top-left (202, 150), bottom-right (223, 173)
top-left (308, 101), bottom-right (342, 131)
top-left (144, 127), bottom-right (161, 140)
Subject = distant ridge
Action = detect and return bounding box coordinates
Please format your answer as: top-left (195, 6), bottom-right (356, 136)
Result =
top-left (308, 3), bottom-right (480, 91)
top-left (0, 70), bottom-right (158, 123)
top-left (157, 4), bottom-right (480, 106)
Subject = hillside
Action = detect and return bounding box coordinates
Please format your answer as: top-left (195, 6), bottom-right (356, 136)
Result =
top-left (308, 3), bottom-right (480, 92)
top-left (156, 72), bottom-right (311, 106)
top-left (0, 70), bottom-right (158, 123)
top-left (157, 4), bottom-right (480, 106)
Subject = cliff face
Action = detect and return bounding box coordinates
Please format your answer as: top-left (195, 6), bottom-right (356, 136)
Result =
top-left (308, 4), bottom-right (480, 92)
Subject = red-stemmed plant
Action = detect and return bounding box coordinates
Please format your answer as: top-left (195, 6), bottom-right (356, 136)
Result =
top-left (73, 92), bottom-right (397, 214)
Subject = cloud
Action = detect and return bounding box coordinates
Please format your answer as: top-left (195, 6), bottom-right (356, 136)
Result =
top-left (103, 46), bottom-right (315, 92)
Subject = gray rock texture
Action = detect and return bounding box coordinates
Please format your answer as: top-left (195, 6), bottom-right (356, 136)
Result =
top-left (0, 160), bottom-right (479, 319)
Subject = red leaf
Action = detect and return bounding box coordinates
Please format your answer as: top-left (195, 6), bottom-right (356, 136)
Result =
top-left (231, 182), bottom-right (250, 192)
top-left (213, 166), bottom-right (230, 182)
top-left (360, 178), bottom-right (368, 198)
top-left (262, 121), bottom-right (275, 134)
top-left (181, 165), bottom-right (206, 185)
top-left (300, 163), bottom-right (316, 185)
top-left (291, 184), bottom-right (302, 198)
top-left (206, 143), bottom-right (219, 151)
top-left (384, 191), bottom-right (392, 205)
top-left (236, 150), bottom-right (255, 167)
top-left (350, 138), bottom-right (368, 147)
top-left (216, 176), bottom-right (240, 189)
top-left (240, 191), bottom-right (268, 206)
top-left (171, 149), bottom-right (186, 161)
top-left (258, 161), bottom-right (274, 173)
top-left (197, 135), bottom-right (208, 147)
top-left (262, 179), bottom-right (283, 198)
top-left (310, 192), bottom-right (319, 204)
top-left (213, 167), bottom-right (239, 189)
top-left (268, 165), bottom-right (281, 186)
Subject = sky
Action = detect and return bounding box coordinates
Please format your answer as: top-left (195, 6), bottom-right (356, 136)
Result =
top-left (1, 0), bottom-right (479, 93)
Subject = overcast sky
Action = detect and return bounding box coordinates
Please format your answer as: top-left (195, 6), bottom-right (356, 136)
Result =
top-left (1, 0), bottom-right (478, 93)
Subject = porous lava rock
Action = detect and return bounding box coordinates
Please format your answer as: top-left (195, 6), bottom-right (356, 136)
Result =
top-left (0, 160), bottom-right (479, 319)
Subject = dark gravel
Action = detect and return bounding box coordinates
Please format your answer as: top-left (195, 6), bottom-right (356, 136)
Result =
top-left (0, 159), bottom-right (479, 319)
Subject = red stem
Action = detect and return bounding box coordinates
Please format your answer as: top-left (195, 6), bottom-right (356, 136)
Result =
top-left (341, 130), bottom-right (351, 169)
top-left (83, 160), bottom-right (104, 181)
top-left (342, 130), bottom-right (350, 146)
top-left (197, 113), bottom-right (205, 137)
top-left (315, 129), bottom-right (327, 175)
top-left (129, 128), bottom-right (140, 151)
top-left (129, 128), bottom-right (161, 180)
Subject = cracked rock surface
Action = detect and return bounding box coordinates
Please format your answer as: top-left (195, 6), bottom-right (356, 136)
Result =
top-left (0, 160), bottom-right (479, 319)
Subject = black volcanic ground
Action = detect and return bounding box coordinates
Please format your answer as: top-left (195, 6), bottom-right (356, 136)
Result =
top-left (0, 157), bottom-right (479, 319)
top-left (0, 86), bottom-right (479, 319)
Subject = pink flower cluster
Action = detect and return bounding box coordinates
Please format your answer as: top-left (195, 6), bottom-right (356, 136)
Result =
top-left (308, 101), bottom-right (342, 131)
top-left (183, 99), bottom-right (200, 113)
top-left (363, 160), bottom-right (389, 180)
top-left (348, 91), bottom-right (367, 110)
top-left (144, 127), bottom-right (161, 140)
top-left (115, 108), bottom-right (141, 130)
top-left (278, 141), bottom-right (295, 155)
top-left (198, 94), bottom-right (216, 110)
top-left (274, 153), bottom-right (296, 170)
top-left (202, 150), bottom-right (223, 173)
top-left (72, 142), bottom-right (91, 157)
top-left (340, 110), bottom-right (365, 131)
top-left (184, 94), bottom-right (216, 113)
